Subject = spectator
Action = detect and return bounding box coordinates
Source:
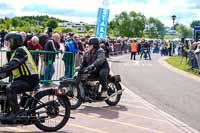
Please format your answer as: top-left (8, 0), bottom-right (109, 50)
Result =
top-left (38, 33), bottom-right (49, 80)
top-left (195, 42), bottom-right (200, 74)
top-left (63, 34), bottom-right (79, 78)
top-left (167, 41), bottom-right (172, 56)
top-left (27, 36), bottom-right (43, 66)
top-left (130, 40), bottom-right (137, 60)
top-left (20, 32), bottom-right (28, 48)
top-left (47, 27), bottom-right (53, 39)
top-left (137, 41), bottom-right (142, 55)
top-left (100, 40), bottom-right (110, 58)
top-left (188, 42), bottom-right (198, 70)
top-left (39, 33), bottom-right (49, 49)
top-left (43, 33), bottom-right (60, 86)
top-left (0, 29), bottom-right (7, 48)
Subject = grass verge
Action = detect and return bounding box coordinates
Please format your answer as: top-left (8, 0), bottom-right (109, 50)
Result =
top-left (165, 56), bottom-right (200, 77)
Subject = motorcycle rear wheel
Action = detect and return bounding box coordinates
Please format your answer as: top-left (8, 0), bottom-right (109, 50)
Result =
top-left (31, 89), bottom-right (70, 132)
top-left (105, 82), bottom-right (122, 106)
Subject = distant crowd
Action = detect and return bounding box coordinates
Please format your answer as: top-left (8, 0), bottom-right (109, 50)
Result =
top-left (1, 28), bottom-right (200, 81)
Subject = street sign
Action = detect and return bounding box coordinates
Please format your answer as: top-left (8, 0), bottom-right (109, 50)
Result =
top-left (96, 8), bottom-right (110, 39)
top-left (194, 26), bottom-right (200, 41)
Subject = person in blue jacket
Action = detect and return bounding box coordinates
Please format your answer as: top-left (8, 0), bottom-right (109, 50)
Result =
top-left (63, 34), bottom-right (79, 78)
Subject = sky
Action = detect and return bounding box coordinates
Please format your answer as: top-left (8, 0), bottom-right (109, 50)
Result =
top-left (0, 0), bottom-right (199, 27)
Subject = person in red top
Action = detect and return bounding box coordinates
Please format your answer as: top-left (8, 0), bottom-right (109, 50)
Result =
top-left (130, 40), bottom-right (138, 60)
top-left (27, 36), bottom-right (43, 66)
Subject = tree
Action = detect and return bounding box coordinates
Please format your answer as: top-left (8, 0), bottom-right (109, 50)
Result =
top-left (147, 17), bottom-right (165, 39)
top-left (176, 24), bottom-right (192, 38)
top-left (47, 19), bottom-right (58, 29)
top-left (190, 20), bottom-right (200, 28)
top-left (109, 11), bottom-right (146, 37)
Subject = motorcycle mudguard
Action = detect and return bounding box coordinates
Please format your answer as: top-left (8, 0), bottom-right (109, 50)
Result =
top-left (109, 75), bottom-right (121, 83)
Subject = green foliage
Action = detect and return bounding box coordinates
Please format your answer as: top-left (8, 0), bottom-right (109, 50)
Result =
top-left (47, 19), bottom-right (58, 29)
top-left (164, 34), bottom-right (179, 40)
top-left (62, 28), bottom-right (73, 33)
top-left (190, 20), bottom-right (200, 28)
top-left (109, 11), bottom-right (146, 37)
top-left (176, 24), bottom-right (193, 38)
top-left (147, 17), bottom-right (165, 39)
top-left (0, 15), bottom-right (60, 32)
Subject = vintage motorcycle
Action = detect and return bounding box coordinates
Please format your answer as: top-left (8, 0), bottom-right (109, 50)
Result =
top-left (0, 80), bottom-right (71, 132)
top-left (59, 68), bottom-right (124, 110)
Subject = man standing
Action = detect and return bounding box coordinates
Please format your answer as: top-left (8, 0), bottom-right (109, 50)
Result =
top-left (130, 40), bottom-right (137, 60)
top-left (0, 29), bottom-right (7, 48)
top-left (43, 33), bottom-right (60, 86)
top-left (63, 34), bottom-right (79, 78)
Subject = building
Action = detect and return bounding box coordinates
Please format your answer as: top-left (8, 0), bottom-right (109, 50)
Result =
top-left (58, 21), bottom-right (96, 33)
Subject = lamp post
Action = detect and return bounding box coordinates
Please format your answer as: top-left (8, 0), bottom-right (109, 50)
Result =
top-left (171, 15), bottom-right (176, 55)
top-left (171, 15), bottom-right (176, 30)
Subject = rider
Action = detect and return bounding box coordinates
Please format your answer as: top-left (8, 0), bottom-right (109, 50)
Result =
top-left (0, 33), bottom-right (39, 123)
top-left (80, 38), bottom-right (110, 98)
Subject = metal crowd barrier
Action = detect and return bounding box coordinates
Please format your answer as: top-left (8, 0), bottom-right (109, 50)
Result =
top-left (0, 50), bottom-right (76, 83)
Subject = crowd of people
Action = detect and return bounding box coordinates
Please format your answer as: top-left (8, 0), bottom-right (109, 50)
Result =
top-left (1, 28), bottom-right (200, 84)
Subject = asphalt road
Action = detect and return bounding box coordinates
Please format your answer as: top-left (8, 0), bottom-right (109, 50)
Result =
top-left (0, 50), bottom-right (187, 132)
top-left (111, 54), bottom-right (200, 131)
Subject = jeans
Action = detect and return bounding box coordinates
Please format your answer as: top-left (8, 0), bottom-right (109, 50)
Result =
top-left (44, 63), bottom-right (55, 84)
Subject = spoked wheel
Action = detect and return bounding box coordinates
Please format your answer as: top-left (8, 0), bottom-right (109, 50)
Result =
top-left (31, 89), bottom-right (70, 132)
top-left (59, 83), bottom-right (82, 110)
top-left (105, 81), bottom-right (122, 106)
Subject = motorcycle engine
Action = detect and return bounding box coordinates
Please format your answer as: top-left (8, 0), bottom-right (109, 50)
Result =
top-left (85, 81), bottom-right (101, 94)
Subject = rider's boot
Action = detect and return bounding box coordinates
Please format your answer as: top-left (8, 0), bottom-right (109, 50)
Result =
top-left (1, 100), bottom-right (20, 124)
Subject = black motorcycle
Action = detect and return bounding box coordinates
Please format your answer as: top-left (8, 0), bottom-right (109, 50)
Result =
top-left (59, 68), bottom-right (124, 110)
top-left (0, 81), bottom-right (71, 132)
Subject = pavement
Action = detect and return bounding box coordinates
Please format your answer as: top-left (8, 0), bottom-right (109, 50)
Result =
top-left (0, 83), bottom-right (187, 133)
top-left (0, 53), bottom-right (199, 132)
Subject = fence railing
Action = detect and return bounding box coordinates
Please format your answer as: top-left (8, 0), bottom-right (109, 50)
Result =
top-left (0, 50), bottom-right (76, 83)
top-left (0, 45), bottom-right (129, 83)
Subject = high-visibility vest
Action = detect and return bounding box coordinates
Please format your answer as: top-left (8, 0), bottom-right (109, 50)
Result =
top-left (131, 43), bottom-right (137, 52)
top-left (11, 46), bottom-right (38, 79)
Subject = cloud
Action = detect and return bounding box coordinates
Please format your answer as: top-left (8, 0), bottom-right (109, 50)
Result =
top-left (0, 0), bottom-right (199, 27)
top-left (22, 3), bottom-right (97, 17)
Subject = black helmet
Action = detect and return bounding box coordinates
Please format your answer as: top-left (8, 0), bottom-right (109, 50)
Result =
top-left (4, 33), bottom-right (23, 50)
top-left (88, 38), bottom-right (99, 49)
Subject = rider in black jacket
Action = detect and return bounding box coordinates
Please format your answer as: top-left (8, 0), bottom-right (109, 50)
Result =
top-left (0, 33), bottom-right (39, 123)
top-left (80, 38), bottom-right (110, 97)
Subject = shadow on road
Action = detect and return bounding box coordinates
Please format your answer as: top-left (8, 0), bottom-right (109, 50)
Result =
top-left (1, 131), bottom-right (70, 133)
top-left (75, 105), bottom-right (128, 119)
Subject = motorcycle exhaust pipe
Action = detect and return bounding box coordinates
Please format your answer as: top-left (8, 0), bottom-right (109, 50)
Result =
top-left (104, 89), bottom-right (125, 101)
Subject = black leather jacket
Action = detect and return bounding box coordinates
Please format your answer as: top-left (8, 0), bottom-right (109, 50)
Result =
top-left (80, 48), bottom-right (110, 71)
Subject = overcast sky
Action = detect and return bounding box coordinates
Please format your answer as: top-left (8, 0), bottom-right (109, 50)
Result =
top-left (0, 0), bottom-right (199, 27)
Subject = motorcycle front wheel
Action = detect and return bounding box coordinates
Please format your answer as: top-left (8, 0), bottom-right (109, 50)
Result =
top-left (59, 83), bottom-right (82, 110)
